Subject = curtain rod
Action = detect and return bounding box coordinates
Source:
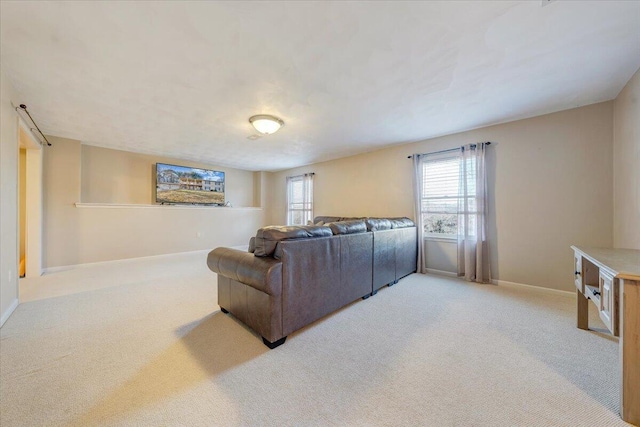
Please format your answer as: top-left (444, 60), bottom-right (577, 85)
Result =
top-left (287, 172), bottom-right (315, 178)
top-left (407, 142), bottom-right (491, 159)
top-left (15, 104), bottom-right (52, 146)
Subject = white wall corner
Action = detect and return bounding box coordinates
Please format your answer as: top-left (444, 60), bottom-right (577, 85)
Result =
top-left (0, 298), bottom-right (19, 328)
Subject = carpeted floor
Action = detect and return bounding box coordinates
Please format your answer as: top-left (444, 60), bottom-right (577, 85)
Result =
top-left (0, 252), bottom-right (629, 426)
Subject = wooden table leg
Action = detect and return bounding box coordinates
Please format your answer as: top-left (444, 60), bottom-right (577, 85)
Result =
top-left (577, 289), bottom-right (589, 330)
top-left (621, 279), bottom-right (640, 425)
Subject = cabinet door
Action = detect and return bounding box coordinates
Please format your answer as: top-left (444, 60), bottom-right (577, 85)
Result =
top-left (599, 270), bottom-right (618, 336)
top-left (574, 253), bottom-right (583, 292)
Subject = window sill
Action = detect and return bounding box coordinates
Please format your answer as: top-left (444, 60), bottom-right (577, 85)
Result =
top-left (424, 235), bottom-right (457, 243)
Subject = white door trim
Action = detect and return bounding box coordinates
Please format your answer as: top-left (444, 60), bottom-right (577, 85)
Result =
top-left (18, 121), bottom-right (43, 278)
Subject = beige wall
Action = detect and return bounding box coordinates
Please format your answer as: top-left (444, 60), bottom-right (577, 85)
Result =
top-left (81, 145), bottom-right (256, 207)
top-left (44, 138), bottom-right (266, 268)
top-left (254, 171), bottom-right (275, 226)
top-left (424, 240), bottom-right (457, 273)
top-left (42, 136), bottom-right (82, 268)
top-left (10, 76), bottom-right (635, 292)
top-left (0, 68), bottom-right (19, 326)
top-left (270, 102), bottom-right (614, 292)
top-left (613, 68), bottom-right (640, 250)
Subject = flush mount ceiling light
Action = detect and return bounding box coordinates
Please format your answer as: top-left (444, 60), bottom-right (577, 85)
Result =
top-left (249, 114), bottom-right (284, 135)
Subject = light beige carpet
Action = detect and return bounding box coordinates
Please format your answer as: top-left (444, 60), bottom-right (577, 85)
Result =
top-left (0, 252), bottom-right (629, 426)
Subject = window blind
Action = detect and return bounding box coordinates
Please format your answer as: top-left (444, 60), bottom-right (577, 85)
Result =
top-left (420, 153), bottom-right (476, 236)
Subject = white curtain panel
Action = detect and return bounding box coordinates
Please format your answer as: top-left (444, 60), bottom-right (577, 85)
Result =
top-left (411, 154), bottom-right (426, 273)
top-left (286, 175), bottom-right (293, 225)
top-left (302, 173), bottom-right (314, 225)
top-left (457, 143), bottom-right (491, 283)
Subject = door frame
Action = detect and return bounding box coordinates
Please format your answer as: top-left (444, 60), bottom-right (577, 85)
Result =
top-left (18, 120), bottom-right (43, 278)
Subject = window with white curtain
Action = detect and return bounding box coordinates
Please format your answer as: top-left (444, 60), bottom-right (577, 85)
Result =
top-left (414, 143), bottom-right (489, 281)
top-left (421, 153), bottom-right (476, 238)
top-left (286, 173), bottom-right (314, 226)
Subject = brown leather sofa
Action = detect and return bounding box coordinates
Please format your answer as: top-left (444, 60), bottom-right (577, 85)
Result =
top-left (207, 217), bottom-right (417, 348)
top-left (314, 216), bottom-right (417, 293)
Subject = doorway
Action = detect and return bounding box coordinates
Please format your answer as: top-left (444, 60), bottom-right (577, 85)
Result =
top-left (18, 122), bottom-right (43, 279)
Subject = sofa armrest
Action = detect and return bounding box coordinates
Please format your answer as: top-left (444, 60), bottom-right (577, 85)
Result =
top-left (207, 248), bottom-right (283, 296)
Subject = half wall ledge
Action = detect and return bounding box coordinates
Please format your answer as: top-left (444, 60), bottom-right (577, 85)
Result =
top-left (74, 203), bottom-right (263, 210)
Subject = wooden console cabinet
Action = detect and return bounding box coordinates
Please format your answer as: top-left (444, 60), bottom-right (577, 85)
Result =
top-left (572, 246), bottom-right (640, 425)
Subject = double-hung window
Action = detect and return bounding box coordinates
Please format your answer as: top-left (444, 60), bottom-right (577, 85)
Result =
top-left (286, 173), bottom-right (314, 226)
top-left (420, 151), bottom-right (478, 239)
top-left (420, 153), bottom-right (460, 238)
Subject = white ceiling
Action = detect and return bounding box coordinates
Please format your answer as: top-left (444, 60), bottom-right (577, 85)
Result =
top-left (1, 1), bottom-right (639, 171)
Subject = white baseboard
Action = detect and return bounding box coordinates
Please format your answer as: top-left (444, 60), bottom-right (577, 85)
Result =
top-left (492, 279), bottom-right (574, 296)
top-left (43, 249), bottom-right (211, 274)
top-left (0, 298), bottom-right (19, 328)
top-left (423, 270), bottom-right (574, 295)
top-left (425, 268), bottom-right (458, 278)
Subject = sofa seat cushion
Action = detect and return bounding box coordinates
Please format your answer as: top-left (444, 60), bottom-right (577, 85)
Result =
top-left (327, 220), bottom-right (367, 235)
top-left (254, 225), bottom-right (333, 257)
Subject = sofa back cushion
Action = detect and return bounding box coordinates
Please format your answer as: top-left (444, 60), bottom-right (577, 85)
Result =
top-left (327, 220), bottom-right (367, 235)
top-left (388, 217), bottom-right (415, 228)
top-left (315, 216), bottom-right (413, 231)
top-left (365, 218), bottom-right (392, 231)
top-left (340, 216), bottom-right (366, 222)
top-left (313, 216), bottom-right (342, 224)
top-left (254, 225), bottom-right (333, 257)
